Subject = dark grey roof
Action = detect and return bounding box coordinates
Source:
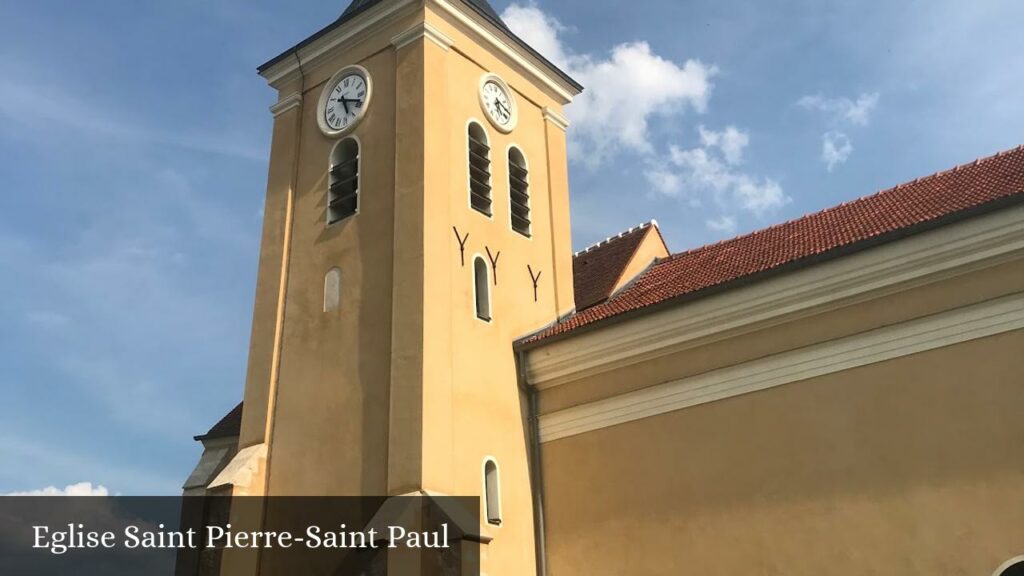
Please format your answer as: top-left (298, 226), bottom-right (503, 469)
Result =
top-left (257, 0), bottom-right (582, 92)
top-left (194, 402), bottom-right (243, 441)
top-left (343, 0), bottom-right (502, 24)
top-left (451, 0), bottom-right (506, 25)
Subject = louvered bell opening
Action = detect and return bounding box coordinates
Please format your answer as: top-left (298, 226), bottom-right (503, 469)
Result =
top-left (509, 161), bottom-right (530, 236)
top-left (469, 134), bottom-right (492, 216)
top-left (329, 154), bottom-right (359, 224)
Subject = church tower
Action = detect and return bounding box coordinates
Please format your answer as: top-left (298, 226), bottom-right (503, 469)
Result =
top-left (220, 0), bottom-right (581, 573)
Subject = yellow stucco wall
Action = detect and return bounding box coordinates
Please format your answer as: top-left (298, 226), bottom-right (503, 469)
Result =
top-left (532, 243), bottom-right (1024, 575)
top-left (256, 20), bottom-right (413, 497)
top-left (232, 3), bottom-right (581, 574)
top-left (540, 329), bottom-right (1024, 575)
top-left (610, 226), bottom-right (669, 296)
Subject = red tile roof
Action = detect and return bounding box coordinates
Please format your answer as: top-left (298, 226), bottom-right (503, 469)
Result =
top-left (523, 144), bottom-right (1024, 345)
top-left (573, 222), bottom-right (661, 311)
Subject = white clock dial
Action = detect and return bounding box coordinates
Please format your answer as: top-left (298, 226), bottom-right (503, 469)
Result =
top-left (317, 66), bottom-right (372, 137)
top-left (483, 82), bottom-right (511, 125)
top-left (479, 75), bottom-right (517, 132)
top-left (325, 74), bottom-right (367, 131)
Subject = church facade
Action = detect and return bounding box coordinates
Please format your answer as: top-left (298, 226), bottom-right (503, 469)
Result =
top-left (183, 1), bottom-right (1024, 574)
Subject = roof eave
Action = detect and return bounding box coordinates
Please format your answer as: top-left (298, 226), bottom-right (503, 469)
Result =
top-left (515, 192), bottom-right (1024, 352)
top-left (257, 0), bottom-right (583, 96)
top-left (258, 19), bottom-right (343, 75)
top-left (455, 0), bottom-right (582, 92)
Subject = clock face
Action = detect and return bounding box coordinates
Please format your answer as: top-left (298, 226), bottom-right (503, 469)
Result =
top-left (319, 67), bottom-right (371, 136)
top-left (480, 76), bottom-right (516, 132)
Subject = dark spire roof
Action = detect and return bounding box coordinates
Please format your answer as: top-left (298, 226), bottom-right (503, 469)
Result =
top-left (341, 0), bottom-right (504, 26)
top-left (258, 0), bottom-right (581, 91)
top-left (342, 0), bottom-right (503, 25)
top-left (338, 0), bottom-right (384, 21)
top-left (194, 402), bottom-right (243, 442)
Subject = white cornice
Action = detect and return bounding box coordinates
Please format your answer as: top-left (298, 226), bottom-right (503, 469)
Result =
top-left (525, 204), bottom-right (1024, 390)
top-left (539, 291), bottom-right (1024, 442)
top-left (259, 0), bottom-right (417, 88)
top-left (208, 443), bottom-right (268, 495)
top-left (391, 21), bottom-right (454, 51)
top-left (542, 107), bottom-right (570, 131)
top-left (269, 92), bottom-right (303, 117)
top-left (427, 0), bottom-right (579, 104)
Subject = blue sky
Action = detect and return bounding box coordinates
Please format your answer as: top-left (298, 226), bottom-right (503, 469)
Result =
top-left (1, 0), bottom-right (1022, 495)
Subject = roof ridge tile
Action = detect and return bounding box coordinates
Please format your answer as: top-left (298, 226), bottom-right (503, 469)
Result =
top-left (574, 220), bottom-right (655, 256)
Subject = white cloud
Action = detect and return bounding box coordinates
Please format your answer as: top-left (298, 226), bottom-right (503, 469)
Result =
top-left (706, 216), bottom-right (737, 234)
top-left (798, 92), bottom-right (879, 126)
top-left (699, 125), bottom-right (749, 165)
top-left (647, 126), bottom-right (789, 217)
top-left (6, 482), bottom-right (109, 496)
top-left (569, 45), bottom-right (714, 158)
top-left (734, 175), bottom-right (787, 215)
top-left (504, 4), bottom-right (782, 231)
top-left (502, 4), bottom-right (715, 161)
top-left (798, 92), bottom-right (878, 171)
top-left (822, 131), bottom-right (853, 171)
top-left (501, 4), bottom-right (571, 70)
top-left (644, 168), bottom-right (682, 196)
top-left (667, 145), bottom-right (732, 191)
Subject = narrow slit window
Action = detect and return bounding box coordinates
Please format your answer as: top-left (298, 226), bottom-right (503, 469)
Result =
top-left (468, 123), bottom-right (492, 216)
top-left (508, 147), bottom-right (531, 236)
top-left (484, 459), bottom-right (501, 526)
top-left (474, 257), bottom-right (491, 322)
top-left (328, 138), bottom-right (359, 224)
top-left (324, 268), bottom-right (341, 312)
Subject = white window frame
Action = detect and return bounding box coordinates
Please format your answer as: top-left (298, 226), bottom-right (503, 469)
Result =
top-left (327, 135), bottom-right (362, 226)
top-left (482, 456), bottom-right (502, 526)
top-left (324, 267), bottom-right (342, 312)
top-left (993, 557), bottom-right (1024, 576)
top-left (472, 255), bottom-right (492, 323)
top-left (466, 119), bottom-right (494, 220)
top-left (506, 144), bottom-right (532, 239)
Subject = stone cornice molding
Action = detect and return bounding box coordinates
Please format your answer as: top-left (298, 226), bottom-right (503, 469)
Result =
top-left (391, 21), bottom-right (454, 51)
top-left (427, 0), bottom-right (579, 103)
top-left (539, 291), bottom-right (1024, 442)
top-left (542, 107), bottom-right (570, 131)
top-left (269, 92), bottom-right (303, 117)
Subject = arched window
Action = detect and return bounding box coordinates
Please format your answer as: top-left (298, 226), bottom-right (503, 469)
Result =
top-left (508, 147), bottom-right (531, 236)
top-left (474, 257), bottom-right (491, 322)
top-left (324, 268), bottom-right (341, 312)
top-left (483, 458), bottom-right (501, 526)
top-left (468, 122), bottom-right (492, 216)
top-left (328, 138), bottom-right (359, 224)
top-left (996, 557), bottom-right (1024, 576)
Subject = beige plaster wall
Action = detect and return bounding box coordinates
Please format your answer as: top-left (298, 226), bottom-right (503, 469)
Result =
top-left (234, 4), bottom-right (580, 574)
top-left (610, 227), bottom-right (669, 297)
top-left (252, 13), bottom-right (419, 497)
top-left (421, 7), bottom-right (578, 572)
top-left (540, 325), bottom-right (1024, 575)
